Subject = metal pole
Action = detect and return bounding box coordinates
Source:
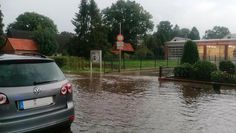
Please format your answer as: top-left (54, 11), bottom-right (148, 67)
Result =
top-left (119, 23), bottom-right (121, 34)
top-left (100, 51), bottom-right (102, 74)
top-left (111, 55), bottom-right (113, 72)
top-left (155, 56), bottom-right (157, 69)
top-left (159, 66), bottom-right (162, 77)
top-left (119, 50), bottom-right (121, 72)
top-left (90, 60), bottom-right (92, 74)
top-left (140, 57), bottom-right (142, 70)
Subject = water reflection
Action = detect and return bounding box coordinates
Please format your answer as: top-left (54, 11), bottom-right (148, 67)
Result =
top-left (54, 72), bottom-right (236, 133)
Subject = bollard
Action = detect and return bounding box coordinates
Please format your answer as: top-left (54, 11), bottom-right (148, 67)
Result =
top-left (213, 83), bottom-right (221, 94)
top-left (159, 66), bottom-right (162, 77)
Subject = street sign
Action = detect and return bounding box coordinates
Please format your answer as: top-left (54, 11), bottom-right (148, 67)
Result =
top-left (90, 50), bottom-right (102, 63)
top-left (116, 34), bottom-right (124, 42)
top-left (116, 41), bottom-right (124, 50)
top-left (90, 50), bottom-right (102, 73)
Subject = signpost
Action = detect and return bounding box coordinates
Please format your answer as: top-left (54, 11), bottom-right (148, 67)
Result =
top-left (116, 41), bottom-right (124, 50)
top-left (90, 50), bottom-right (102, 73)
top-left (116, 34), bottom-right (124, 72)
top-left (116, 23), bottom-right (124, 72)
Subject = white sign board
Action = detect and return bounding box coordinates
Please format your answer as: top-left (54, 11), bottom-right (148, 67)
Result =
top-left (90, 50), bottom-right (102, 63)
top-left (116, 41), bottom-right (124, 50)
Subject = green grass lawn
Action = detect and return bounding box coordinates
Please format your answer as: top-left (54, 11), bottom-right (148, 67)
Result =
top-left (52, 56), bottom-right (179, 73)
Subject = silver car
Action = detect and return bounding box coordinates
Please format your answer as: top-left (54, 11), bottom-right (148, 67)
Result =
top-left (0, 54), bottom-right (74, 133)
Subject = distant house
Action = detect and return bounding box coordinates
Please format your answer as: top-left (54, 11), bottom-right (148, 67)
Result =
top-left (112, 43), bottom-right (134, 54)
top-left (1, 38), bottom-right (38, 54)
top-left (165, 34), bottom-right (236, 62)
top-left (7, 29), bottom-right (75, 54)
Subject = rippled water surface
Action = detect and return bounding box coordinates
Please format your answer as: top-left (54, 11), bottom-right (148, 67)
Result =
top-left (64, 72), bottom-right (236, 133)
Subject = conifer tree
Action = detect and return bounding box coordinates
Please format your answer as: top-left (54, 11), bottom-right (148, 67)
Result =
top-left (70, 0), bottom-right (109, 57)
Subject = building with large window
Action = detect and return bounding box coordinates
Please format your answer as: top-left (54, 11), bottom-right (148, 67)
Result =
top-left (165, 34), bottom-right (236, 63)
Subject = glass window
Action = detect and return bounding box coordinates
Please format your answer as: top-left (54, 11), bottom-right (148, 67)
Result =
top-left (0, 61), bottom-right (65, 87)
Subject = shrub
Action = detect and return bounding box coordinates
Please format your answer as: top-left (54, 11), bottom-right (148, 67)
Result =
top-left (181, 40), bottom-right (200, 65)
top-left (174, 63), bottom-right (193, 78)
top-left (211, 71), bottom-right (224, 82)
top-left (193, 61), bottom-right (217, 81)
top-left (52, 56), bottom-right (67, 67)
top-left (211, 70), bottom-right (236, 84)
top-left (219, 60), bottom-right (235, 74)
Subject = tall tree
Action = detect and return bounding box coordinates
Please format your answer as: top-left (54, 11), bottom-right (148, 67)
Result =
top-left (70, 0), bottom-right (109, 58)
top-left (156, 21), bottom-right (173, 44)
top-left (103, 0), bottom-right (154, 47)
top-left (72, 0), bottom-right (89, 40)
top-left (7, 12), bottom-right (58, 55)
top-left (172, 24), bottom-right (180, 38)
top-left (144, 34), bottom-right (163, 58)
top-left (189, 27), bottom-right (200, 40)
top-left (88, 0), bottom-right (110, 55)
top-left (0, 4), bottom-right (5, 47)
top-left (179, 28), bottom-right (190, 38)
top-left (33, 26), bottom-right (57, 56)
top-left (203, 26), bottom-right (230, 39)
top-left (7, 12), bottom-right (57, 33)
top-left (70, 0), bottom-right (89, 56)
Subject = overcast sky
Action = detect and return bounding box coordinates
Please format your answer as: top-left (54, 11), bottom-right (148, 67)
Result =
top-left (1, 0), bottom-right (236, 37)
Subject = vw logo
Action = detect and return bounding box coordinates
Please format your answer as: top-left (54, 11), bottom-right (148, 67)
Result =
top-left (33, 87), bottom-right (41, 95)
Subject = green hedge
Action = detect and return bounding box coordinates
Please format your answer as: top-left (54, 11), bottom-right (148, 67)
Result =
top-left (219, 60), bottom-right (235, 74)
top-left (174, 63), bottom-right (193, 78)
top-left (173, 60), bottom-right (236, 84)
top-left (51, 56), bottom-right (87, 71)
top-left (193, 61), bottom-right (217, 81)
top-left (53, 56), bottom-right (67, 67)
top-left (211, 70), bottom-right (236, 83)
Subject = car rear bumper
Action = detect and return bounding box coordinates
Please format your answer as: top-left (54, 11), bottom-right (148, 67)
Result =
top-left (0, 102), bottom-right (74, 133)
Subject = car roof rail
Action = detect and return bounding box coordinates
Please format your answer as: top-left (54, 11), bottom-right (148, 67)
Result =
top-left (20, 53), bottom-right (47, 58)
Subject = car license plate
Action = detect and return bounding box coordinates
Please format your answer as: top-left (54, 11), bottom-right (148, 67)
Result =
top-left (18, 97), bottom-right (53, 110)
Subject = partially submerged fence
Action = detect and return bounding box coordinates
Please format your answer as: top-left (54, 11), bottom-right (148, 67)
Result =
top-left (51, 55), bottom-right (179, 73)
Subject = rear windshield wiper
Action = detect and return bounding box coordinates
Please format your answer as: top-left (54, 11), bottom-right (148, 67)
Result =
top-left (33, 80), bottom-right (59, 85)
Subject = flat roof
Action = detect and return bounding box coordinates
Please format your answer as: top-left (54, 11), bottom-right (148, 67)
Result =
top-left (166, 39), bottom-right (236, 45)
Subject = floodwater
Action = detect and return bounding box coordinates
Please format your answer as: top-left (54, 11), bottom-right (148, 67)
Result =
top-left (60, 72), bottom-right (236, 133)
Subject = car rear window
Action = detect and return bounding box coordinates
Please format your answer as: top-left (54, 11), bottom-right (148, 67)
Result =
top-left (0, 61), bottom-right (65, 87)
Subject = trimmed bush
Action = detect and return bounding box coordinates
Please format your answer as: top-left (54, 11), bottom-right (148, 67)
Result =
top-left (211, 70), bottom-right (236, 84)
top-left (193, 61), bottom-right (217, 81)
top-left (219, 60), bottom-right (235, 74)
top-left (211, 71), bottom-right (224, 82)
top-left (181, 40), bottom-right (200, 65)
top-left (174, 63), bottom-right (193, 78)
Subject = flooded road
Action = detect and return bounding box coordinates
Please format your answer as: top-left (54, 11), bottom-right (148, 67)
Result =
top-left (63, 72), bottom-right (236, 133)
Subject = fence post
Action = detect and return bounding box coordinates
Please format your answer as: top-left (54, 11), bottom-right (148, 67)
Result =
top-left (111, 58), bottom-right (113, 72)
top-left (159, 66), bottom-right (162, 77)
top-left (166, 57), bottom-right (169, 66)
top-left (155, 56), bottom-right (157, 69)
top-left (215, 55), bottom-right (217, 64)
top-left (140, 57), bottom-right (142, 70)
top-left (123, 52), bottom-right (126, 70)
top-left (103, 60), bottom-right (105, 74)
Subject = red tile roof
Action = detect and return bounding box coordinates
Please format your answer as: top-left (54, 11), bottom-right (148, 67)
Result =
top-left (8, 38), bottom-right (38, 51)
top-left (112, 43), bottom-right (134, 53)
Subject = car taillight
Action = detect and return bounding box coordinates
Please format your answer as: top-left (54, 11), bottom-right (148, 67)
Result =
top-left (68, 115), bottom-right (75, 122)
top-left (0, 93), bottom-right (8, 105)
top-left (61, 83), bottom-right (72, 95)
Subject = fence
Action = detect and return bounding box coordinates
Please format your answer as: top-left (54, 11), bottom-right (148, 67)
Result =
top-left (51, 55), bottom-right (180, 73)
top-left (103, 54), bottom-right (179, 73)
